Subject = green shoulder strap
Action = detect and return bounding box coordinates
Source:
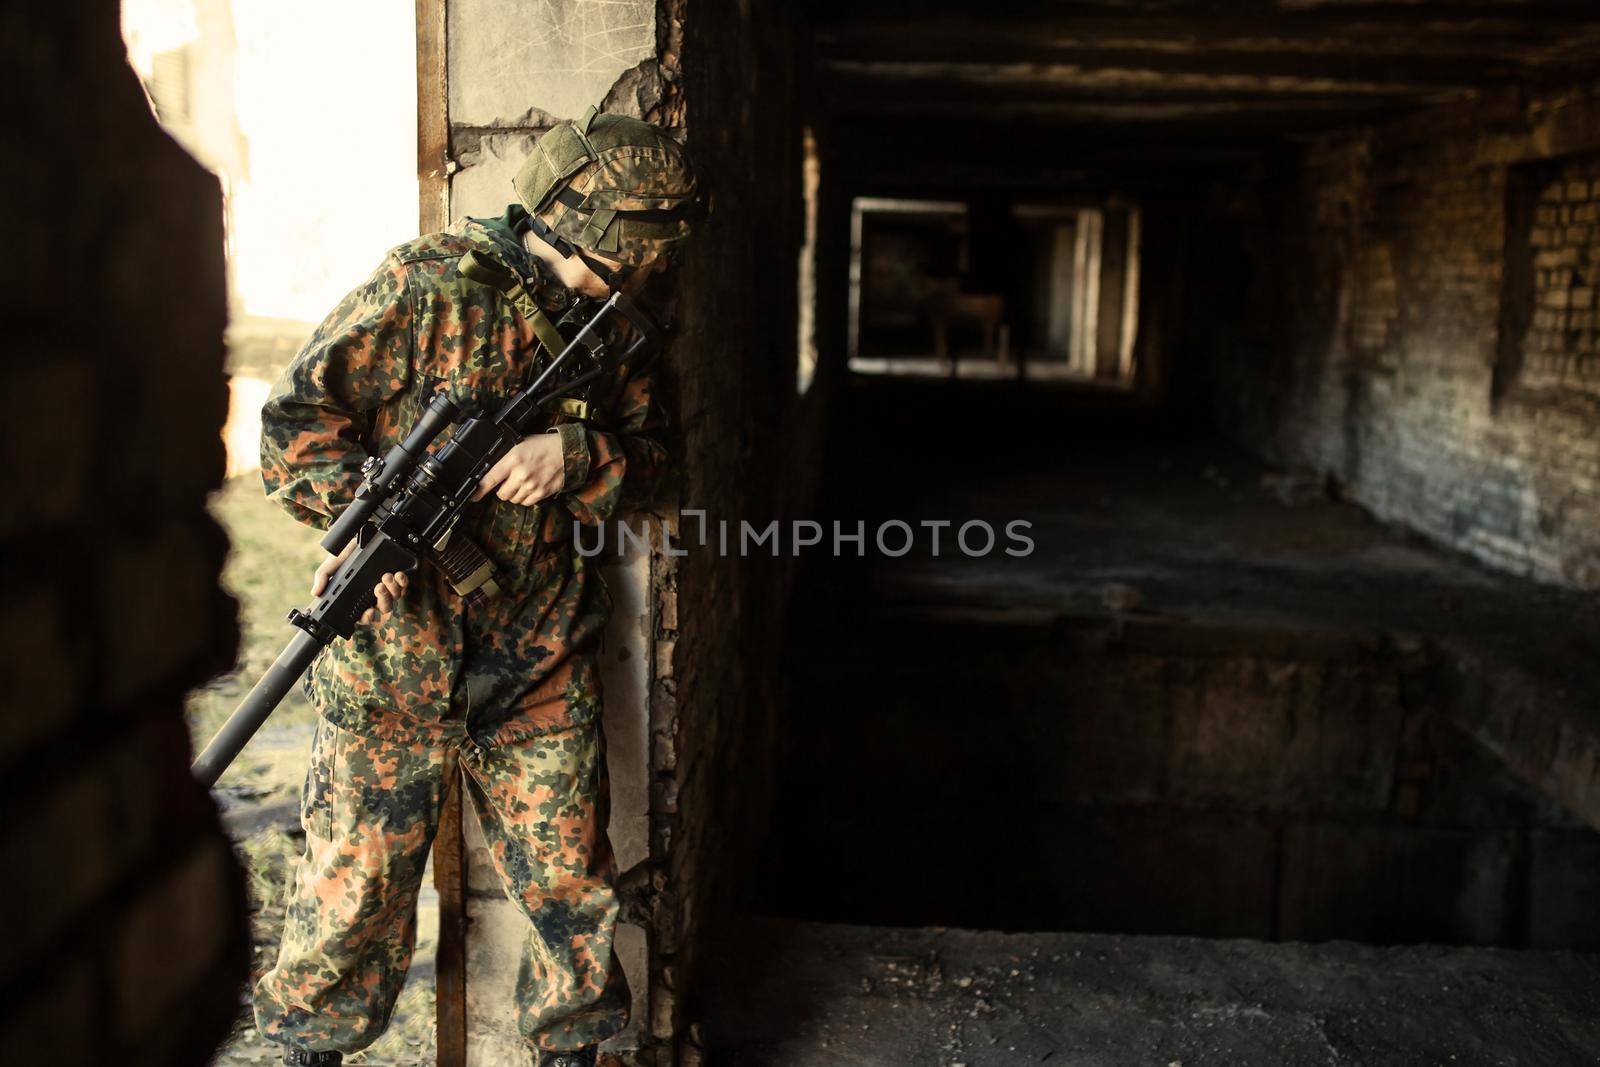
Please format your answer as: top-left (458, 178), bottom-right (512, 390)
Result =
top-left (457, 248), bottom-right (567, 358)
top-left (457, 241), bottom-right (612, 426)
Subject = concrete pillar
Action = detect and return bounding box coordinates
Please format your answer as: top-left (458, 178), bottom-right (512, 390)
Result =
top-left (424, 1), bottom-right (673, 1060)
top-left (1070, 207), bottom-right (1104, 376)
top-left (1096, 208), bottom-right (1130, 380)
top-left (425, 4), bottom-right (808, 1063)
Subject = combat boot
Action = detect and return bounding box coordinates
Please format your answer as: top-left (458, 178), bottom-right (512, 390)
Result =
top-left (281, 1050), bottom-right (341, 1066)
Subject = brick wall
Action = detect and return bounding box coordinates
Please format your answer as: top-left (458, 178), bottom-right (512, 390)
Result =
top-left (1202, 81), bottom-right (1600, 587)
top-left (0, 3), bottom-right (248, 1063)
top-left (668, 2), bottom-right (810, 1061)
top-left (439, 2), bottom-right (680, 1060)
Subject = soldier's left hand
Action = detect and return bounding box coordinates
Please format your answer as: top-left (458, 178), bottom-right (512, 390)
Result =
top-left (312, 540), bottom-right (407, 625)
top-left (472, 432), bottom-right (565, 506)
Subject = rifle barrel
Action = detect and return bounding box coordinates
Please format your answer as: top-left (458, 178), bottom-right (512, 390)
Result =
top-left (192, 629), bottom-right (325, 787)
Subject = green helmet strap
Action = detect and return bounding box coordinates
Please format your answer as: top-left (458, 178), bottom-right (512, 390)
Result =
top-left (517, 206), bottom-right (632, 290)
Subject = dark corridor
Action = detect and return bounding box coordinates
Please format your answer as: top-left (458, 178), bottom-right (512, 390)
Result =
top-left (707, 1), bottom-right (1600, 1061)
top-left (756, 381), bottom-right (1600, 949)
top-left (738, 2), bottom-right (1600, 979)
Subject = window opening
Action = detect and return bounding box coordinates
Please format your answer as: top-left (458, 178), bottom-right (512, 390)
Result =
top-left (849, 196), bottom-right (1139, 385)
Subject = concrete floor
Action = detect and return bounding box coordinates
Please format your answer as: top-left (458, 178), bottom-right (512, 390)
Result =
top-left (704, 920), bottom-right (1600, 1066)
top-left (810, 387), bottom-right (1597, 670)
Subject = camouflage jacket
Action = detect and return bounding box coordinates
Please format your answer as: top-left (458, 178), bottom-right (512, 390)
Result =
top-left (260, 211), bottom-right (668, 746)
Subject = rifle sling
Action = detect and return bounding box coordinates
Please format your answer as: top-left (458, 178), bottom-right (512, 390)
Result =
top-left (457, 249), bottom-right (568, 362)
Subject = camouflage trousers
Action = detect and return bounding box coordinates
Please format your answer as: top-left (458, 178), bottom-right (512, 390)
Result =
top-left (253, 716), bottom-right (629, 1054)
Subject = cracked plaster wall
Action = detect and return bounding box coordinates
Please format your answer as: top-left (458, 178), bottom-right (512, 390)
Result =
top-left (449, 0), bottom-right (658, 130)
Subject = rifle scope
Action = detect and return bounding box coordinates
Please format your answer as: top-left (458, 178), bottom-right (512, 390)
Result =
top-left (319, 392), bottom-right (460, 555)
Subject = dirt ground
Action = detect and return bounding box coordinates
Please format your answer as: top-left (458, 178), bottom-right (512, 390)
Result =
top-left (194, 473), bottom-right (439, 1065)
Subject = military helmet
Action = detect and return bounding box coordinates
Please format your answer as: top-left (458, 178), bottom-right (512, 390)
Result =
top-left (514, 106), bottom-right (698, 272)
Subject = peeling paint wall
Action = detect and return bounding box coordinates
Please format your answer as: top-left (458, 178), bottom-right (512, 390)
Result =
top-left (446, 0), bottom-right (681, 224)
top-left (449, 0), bottom-right (658, 129)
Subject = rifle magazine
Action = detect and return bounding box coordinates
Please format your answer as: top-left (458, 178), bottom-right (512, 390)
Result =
top-left (431, 533), bottom-right (501, 607)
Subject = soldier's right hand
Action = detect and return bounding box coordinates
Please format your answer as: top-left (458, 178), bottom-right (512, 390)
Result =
top-left (311, 541), bottom-right (408, 624)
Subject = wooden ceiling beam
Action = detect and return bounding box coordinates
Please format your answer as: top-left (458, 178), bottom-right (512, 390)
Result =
top-left (817, 93), bottom-right (1420, 130)
top-left (815, 36), bottom-right (1531, 88)
top-left (827, 125), bottom-right (1290, 169)
top-left (820, 76), bottom-right (1439, 109)
top-left (803, 2), bottom-right (1600, 142)
top-left (821, 59), bottom-right (1484, 98)
top-left (807, 1), bottom-right (1600, 34)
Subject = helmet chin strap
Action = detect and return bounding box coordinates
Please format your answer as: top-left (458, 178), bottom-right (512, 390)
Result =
top-left (522, 210), bottom-right (632, 292)
top-left (577, 249), bottom-right (631, 291)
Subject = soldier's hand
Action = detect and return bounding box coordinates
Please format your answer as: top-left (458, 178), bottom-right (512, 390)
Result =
top-left (364, 570), bottom-right (408, 624)
top-left (311, 541), bottom-right (408, 624)
top-left (472, 432), bottom-right (565, 506)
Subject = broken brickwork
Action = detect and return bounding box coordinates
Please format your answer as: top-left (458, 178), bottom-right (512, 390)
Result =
top-left (1512, 152), bottom-right (1600, 395)
top-left (0, 2), bottom-right (248, 1063)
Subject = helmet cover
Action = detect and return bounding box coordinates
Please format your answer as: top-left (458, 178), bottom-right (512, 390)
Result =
top-left (514, 107), bottom-right (698, 268)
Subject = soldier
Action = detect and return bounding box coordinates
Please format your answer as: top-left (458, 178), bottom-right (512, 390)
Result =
top-left (252, 108), bottom-right (697, 1067)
